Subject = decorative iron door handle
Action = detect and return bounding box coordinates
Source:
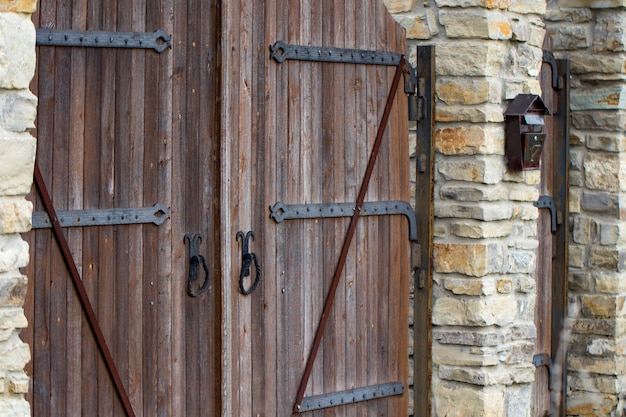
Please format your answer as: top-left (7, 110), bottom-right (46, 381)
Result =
top-left (237, 231), bottom-right (261, 295)
top-left (184, 233), bottom-right (210, 297)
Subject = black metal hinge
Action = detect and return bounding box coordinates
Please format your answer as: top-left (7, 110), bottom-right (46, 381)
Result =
top-left (534, 195), bottom-right (557, 233)
top-left (32, 203), bottom-right (170, 229)
top-left (270, 40), bottom-right (401, 66)
top-left (36, 29), bottom-right (172, 53)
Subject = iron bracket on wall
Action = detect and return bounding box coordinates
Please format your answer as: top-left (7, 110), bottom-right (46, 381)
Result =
top-left (270, 40), bottom-right (401, 66)
top-left (36, 29), bottom-right (172, 53)
top-left (32, 203), bottom-right (170, 229)
top-left (534, 195), bottom-right (557, 233)
top-left (542, 50), bottom-right (563, 91)
top-left (269, 200), bottom-right (417, 241)
top-left (297, 382), bottom-right (404, 413)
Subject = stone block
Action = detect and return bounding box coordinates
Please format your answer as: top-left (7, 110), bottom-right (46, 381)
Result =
top-left (512, 43), bottom-right (544, 77)
top-left (0, 235), bottom-right (28, 273)
top-left (433, 344), bottom-right (500, 366)
top-left (581, 191), bottom-right (619, 217)
top-left (0, 272), bottom-right (26, 307)
top-left (0, 89), bottom-right (36, 132)
top-left (0, 132), bottom-right (35, 196)
top-left (569, 189), bottom-right (581, 213)
top-left (589, 247), bottom-right (626, 271)
top-left (568, 355), bottom-right (626, 376)
top-left (544, 8), bottom-right (593, 23)
top-left (559, 0), bottom-right (626, 7)
top-left (503, 168), bottom-right (541, 185)
top-left (0, 197), bottom-right (32, 234)
top-left (586, 338), bottom-right (615, 356)
top-left (437, 156), bottom-right (504, 184)
top-left (441, 183), bottom-right (507, 202)
top-left (439, 9), bottom-right (511, 40)
top-left (568, 244), bottom-right (586, 268)
top-left (595, 271), bottom-right (626, 293)
top-left (435, 125), bottom-right (504, 155)
top-left (572, 86), bottom-right (626, 111)
top-left (434, 382), bottom-right (504, 417)
top-left (593, 11), bottom-right (626, 53)
top-left (444, 276), bottom-right (496, 296)
top-left (434, 243), bottom-right (503, 277)
top-left (394, 8), bottom-right (439, 40)
top-left (573, 110), bottom-right (626, 132)
top-left (505, 384), bottom-right (532, 417)
top-left (548, 25), bottom-right (591, 50)
top-left (433, 329), bottom-right (504, 347)
top-left (433, 295), bottom-right (518, 326)
top-left (437, 78), bottom-right (500, 106)
top-left (0, 307), bottom-right (26, 333)
top-left (0, 396), bottom-right (30, 417)
top-left (7, 372), bottom-right (28, 394)
top-left (573, 216), bottom-right (595, 244)
top-left (569, 373), bottom-right (621, 395)
top-left (510, 322), bottom-right (537, 339)
top-left (507, 184), bottom-right (539, 202)
top-left (570, 317), bottom-right (620, 336)
top-left (508, 0), bottom-right (547, 14)
top-left (582, 294), bottom-right (626, 318)
top-left (436, 103), bottom-right (505, 123)
top-left (450, 221), bottom-right (514, 239)
top-left (497, 341), bottom-right (534, 364)
top-left (436, 41), bottom-right (508, 77)
top-left (568, 52), bottom-right (626, 75)
top-left (436, 0), bottom-right (511, 6)
top-left (587, 133), bottom-right (626, 153)
top-left (600, 223), bottom-right (626, 245)
top-left (383, 0), bottom-right (419, 13)
top-left (515, 275), bottom-right (536, 293)
top-left (435, 202), bottom-right (515, 221)
top-left (0, 0), bottom-right (36, 13)
top-left (569, 272), bottom-right (593, 292)
top-left (0, 13), bottom-right (36, 89)
top-left (506, 251), bottom-right (536, 274)
top-left (0, 333), bottom-right (29, 371)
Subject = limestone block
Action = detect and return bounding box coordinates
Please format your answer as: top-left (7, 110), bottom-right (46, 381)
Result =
top-left (568, 52), bottom-right (626, 75)
top-left (510, 16), bottom-right (546, 47)
top-left (506, 251), bottom-right (536, 274)
top-left (600, 223), bottom-right (626, 245)
top-left (435, 125), bottom-right (504, 155)
top-left (497, 341), bottom-right (534, 364)
top-left (437, 156), bottom-right (505, 184)
top-left (439, 9), bottom-right (511, 40)
top-left (589, 246), bottom-right (626, 271)
top-left (7, 372), bottom-right (28, 394)
top-left (572, 86), bottom-right (626, 111)
top-left (437, 78), bottom-right (501, 105)
top-left (505, 384), bottom-right (532, 417)
top-left (0, 0), bottom-right (36, 13)
top-left (433, 328), bottom-right (504, 346)
top-left (436, 104), bottom-right (504, 123)
top-left (568, 244), bottom-right (586, 268)
top-left (559, 0), bottom-right (626, 7)
top-left (450, 221), bottom-right (514, 239)
top-left (514, 43), bottom-right (543, 76)
top-left (0, 308), bottom-right (26, 333)
top-left (436, 41), bottom-right (508, 77)
top-left (496, 277), bottom-right (512, 293)
top-left (0, 90), bottom-right (36, 133)
top-left (569, 373), bottom-right (621, 395)
top-left (435, 202), bottom-right (514, 221)
top-left (582, 294), bottom-right (626, 317)
top-left (436, 0), bottom-right (511, 7)
top-left (441, 183), bottom-right (507, 202)
top-left (586, 133), bottom-right (626, 153)
top-left (570, 317), bottom-right (620, 336)
top-left (0, 333), bottom-right (29, 371)
top-left (434, 243), bottom-right (503, 276)
top-left (0, 272), bottom-right (26, 307)
top-left (569, 188), bottom-right (582, 213)
top-left (568, 355), bottom-right (626, 376)
top-left (593, 11), bottom-right (626, 53)
top-left (586, 338), bottom-right (615, 356)
top-left (572, 110), bottom-right (626, 132)
top-left (508, 0), bottom-right (547, 14)
top-left (503, 169), bottom-right (541, 185)
top-left (581, 191), bottom-right (619, 217)
top-left (548, 25), bottom-right (591, 51)
top-left (573, 216), bottom-right (595, 244)
top-left (507, 184), bottom-right (539, 202)
top-left (569, 272), bottom-right (593, 292)
top-left (0, 197), bottom-right (32, 234)
top-left (0, 13), bottom-right (35, 89)
top-left (383, 0), bottom-right (419, 13)
top-left (0, 235), bottom-right (28, 273)
top-left (0, 396), bottom-right (30, 417)
top-left (544, 8), bottom-right (593, 23)
top-left (510, 321), bottom-right (537, 339)
top-left (515, 275), bottom-right (536, 293)
top-left (433, 344), bottom-right (500, 366)
top-left (0, 132), bottom-right (35, 196)
top-left (434, 382), bottom-right (505, 417)
top-left (433, 295), bottom-right (518, 326)
top-left (444, 276), bottom-right (496, 295)
top-left (393, 8), bottom-right (439, 40)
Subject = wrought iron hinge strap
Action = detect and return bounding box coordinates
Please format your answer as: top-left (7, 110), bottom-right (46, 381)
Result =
top-left (270, 200), bottom-right (416, 241)
top-left (297, 382), bottom-right (404, 413)
top-left (534, 195), bottom-right (557, 233)
top-left (270, 40), bottom-right (401, 66)
top-left (36, 29), bottom-right (172, 53)
top-left (32, 203), bottom-right (170, 229)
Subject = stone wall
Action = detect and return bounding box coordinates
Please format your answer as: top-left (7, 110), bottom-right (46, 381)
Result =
top-left (386, 0), bottom-right (548, 415)
top-left (545, 1), bottom-right (626, 415)
top-left (0, 1), bottom-right (37, 416)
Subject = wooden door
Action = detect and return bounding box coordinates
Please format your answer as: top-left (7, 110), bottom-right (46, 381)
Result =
top-left (533, 39), bottom-right (570, 417)
top-left (22, 0), bottom-right (222, 416)
top-left (220, 1), bottom-right (411, 415)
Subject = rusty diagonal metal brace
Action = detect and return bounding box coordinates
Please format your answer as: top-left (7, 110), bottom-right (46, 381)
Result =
top-left (34, 163), bottom-right (137, 417)
top-left (293, 56), bottom-right (408, 412)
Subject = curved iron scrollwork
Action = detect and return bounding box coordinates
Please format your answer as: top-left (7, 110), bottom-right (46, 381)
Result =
top-left (237, 231), bottom-right (261, 295)
top-left (184, 233), bottom-right (210, 297)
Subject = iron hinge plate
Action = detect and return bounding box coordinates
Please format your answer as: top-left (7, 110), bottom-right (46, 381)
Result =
top-left (32, 203), bottom-right (170, 229)
top-left (270, 40), bottom-right (401, 66)
top-left (36, 29), bottom-right (172, 53)
top-left (297, 382), bottom-right (404, 413)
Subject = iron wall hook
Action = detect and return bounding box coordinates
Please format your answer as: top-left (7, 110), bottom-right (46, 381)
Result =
top-left (184, 233), bottom-right (210, 297)
top-left (237, 231), bottom-right (261, 295)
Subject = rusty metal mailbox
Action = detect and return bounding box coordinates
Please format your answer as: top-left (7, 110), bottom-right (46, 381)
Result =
top-left (505, 94), bottom-right (550, 171)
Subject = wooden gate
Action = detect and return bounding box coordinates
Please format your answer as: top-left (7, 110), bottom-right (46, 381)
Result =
top-left (23, 0), bottom-right (423, 416)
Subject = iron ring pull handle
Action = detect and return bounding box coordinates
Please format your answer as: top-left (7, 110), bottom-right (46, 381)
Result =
top-left (237, 231), bottom-right (261, 295)
top-left (184, 233), bottom-right (210, 297)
